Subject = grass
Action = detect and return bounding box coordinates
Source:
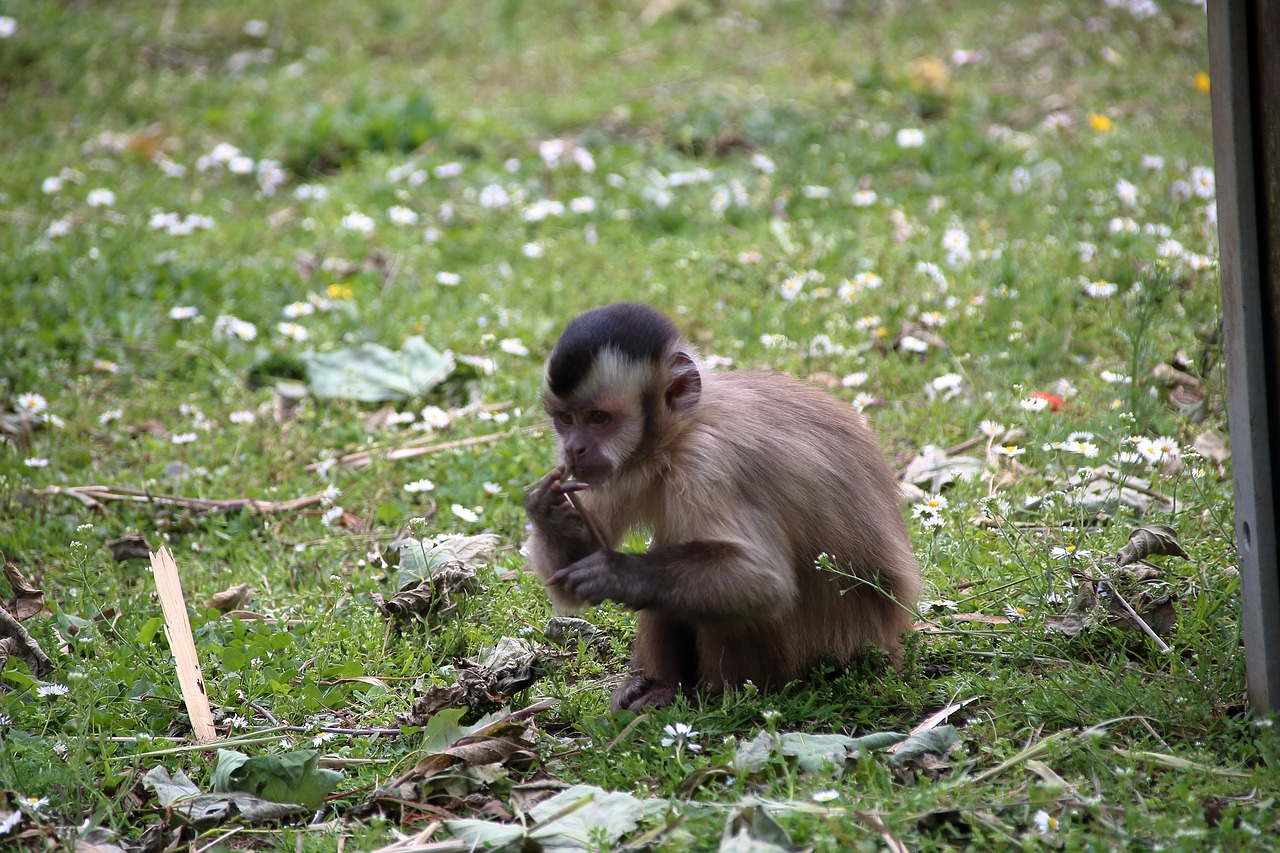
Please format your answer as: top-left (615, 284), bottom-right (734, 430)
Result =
top-left (1, 0), bottom-right (1272, 849)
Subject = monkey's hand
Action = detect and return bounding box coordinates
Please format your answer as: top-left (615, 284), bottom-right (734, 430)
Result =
top-left (524, 465), bottom-right (594, 548)
top-left (548, 550), bottom-right (656, 610)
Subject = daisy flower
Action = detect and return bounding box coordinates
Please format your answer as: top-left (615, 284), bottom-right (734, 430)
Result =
top-left (404, 479), bottom-right (436, 493)
top-left (779, 275), bottom-right (805, 300)
top-left (1115, 179), bottom-right (1138, 207)
top-left (388, 206), bottom-right (419, 226)
top-left (1190, 166), bottom-right (1215, 199)
top-left (979, 420), bottom-right (1005, 438)
top-left (16, 392), bottom-right (48, 416)
top-left (421, 406), bottom-right (451, 428)
top-left (277, 322), bottom-right (309, 342)
top-left (660, 722), bottom-right (702, 752)
top-left (913, 494), bottom-right (948, 516)
top-left (86, 188), bottom-right (115, 207)
top-left (340, 211), bottom-right (375, 233)
top-left (1064, 440), bottom-right (1099, 458)
top-left (452, 504), bottom-right (480, 523)
top-left (852, 189), bottom-right (877, 206)
top-left (896, 128), bottom-right (926, 148)
top-left (499, 338), bottom-right (529, 356)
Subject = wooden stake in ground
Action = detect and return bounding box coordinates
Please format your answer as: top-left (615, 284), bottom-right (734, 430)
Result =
top-left (150, 548), bottom-right (217, 742)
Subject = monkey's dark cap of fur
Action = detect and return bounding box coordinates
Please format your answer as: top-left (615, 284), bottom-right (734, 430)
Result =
top-left (547, 302), bottom-right (679, 398)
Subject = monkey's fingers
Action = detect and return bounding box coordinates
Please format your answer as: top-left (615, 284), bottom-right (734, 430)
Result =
top-left (554, 481), bottom-right (590, 495)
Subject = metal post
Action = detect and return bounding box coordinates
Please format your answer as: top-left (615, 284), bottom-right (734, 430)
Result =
top-left (1208, 0), bottom-right (1280, 711)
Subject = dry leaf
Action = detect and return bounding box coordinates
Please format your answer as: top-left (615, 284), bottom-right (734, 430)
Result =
top-left (107, 533), bottom-right (152, 562)
top-left (1193, 430), bottom-right (1230, 468)
top-left (1116, 524), bottom-right (1190, 567)
top-left (4, 561), bottom-right (46, 620)
top-left (207, 583), bottom-right (253, 612)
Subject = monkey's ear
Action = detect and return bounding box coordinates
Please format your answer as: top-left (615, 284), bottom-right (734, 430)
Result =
top-left (665, 351), bottom-right (702, 411)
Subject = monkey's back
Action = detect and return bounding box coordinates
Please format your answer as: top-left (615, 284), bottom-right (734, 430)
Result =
top-left (667, 368), bottom-right (920, 679)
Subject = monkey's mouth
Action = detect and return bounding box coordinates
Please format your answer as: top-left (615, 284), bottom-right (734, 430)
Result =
top-left (567, 464), bottom-right (610, 485)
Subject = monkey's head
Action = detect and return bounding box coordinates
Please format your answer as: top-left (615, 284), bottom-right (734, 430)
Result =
top-left (542, 302), bottom-right (702, 483)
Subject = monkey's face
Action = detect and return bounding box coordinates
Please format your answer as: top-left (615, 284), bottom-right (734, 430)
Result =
top-left (547, 392), bottom-right (644, 483)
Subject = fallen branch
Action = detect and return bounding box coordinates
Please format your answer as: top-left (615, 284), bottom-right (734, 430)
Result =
top-left (29, 485), bottom-right (332, 515)
top-left (309, 425), bottom-right (541, 471)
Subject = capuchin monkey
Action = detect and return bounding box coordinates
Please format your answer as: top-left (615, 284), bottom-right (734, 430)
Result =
top-left (524, 302), bottom-right (920, 711)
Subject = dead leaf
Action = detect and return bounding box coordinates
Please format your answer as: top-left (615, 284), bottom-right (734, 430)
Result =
top-left (901, 444), bottom-right (986, 493)
top-left (893, 321), bottom-right (949, 354)
top-left (543, 616), bottom-right (611, 656)
top-left (373, 563), bottom-right (481, 624)
top-left (1116, 524), bottom-right (1190, 566)
top-left (510, 778), bottom-right (570, 813)
top-left (399, 638), bottom-right (543, 723)
top-left (1152, 363), bottom-right (1203, 391)
top-left (1045, 584), bottom-right (1099, 637)
top-left (4, 561), bottom-right (46, 620)
top-left (107, 533), bottom-right (152, 562)
top-left (1193, 430), bottom-right (1230, 468)
top-left (207, 584), bottom-right (253, 612)
top-left (363, 405), bottom-right (398, 431)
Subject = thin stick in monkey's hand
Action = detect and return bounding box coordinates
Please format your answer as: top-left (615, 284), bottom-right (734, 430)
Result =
top-left (557, 476), bottom-right (608, 551)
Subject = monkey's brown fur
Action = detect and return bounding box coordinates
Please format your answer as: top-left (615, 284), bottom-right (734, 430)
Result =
top-left (525, 304), bottom-right (920, 710)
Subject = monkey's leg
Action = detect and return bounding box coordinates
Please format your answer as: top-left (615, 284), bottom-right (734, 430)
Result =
top-left (611, 611), bottom-right (697, 712)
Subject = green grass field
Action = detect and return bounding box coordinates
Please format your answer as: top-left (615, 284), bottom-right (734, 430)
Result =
top-left (3, 1), bottom-right (1273, 849)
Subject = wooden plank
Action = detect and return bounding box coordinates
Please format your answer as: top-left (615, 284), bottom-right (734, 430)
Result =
top-left (151, 547), bottom-right (218, 741)
top-left (1208, 0), bottom-right (1280, 711)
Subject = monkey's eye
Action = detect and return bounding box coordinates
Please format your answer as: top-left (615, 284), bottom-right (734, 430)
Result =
top-left (556, 412), bottom-right (574, 426)
top-left (586, 410), bottom-right (612, 425)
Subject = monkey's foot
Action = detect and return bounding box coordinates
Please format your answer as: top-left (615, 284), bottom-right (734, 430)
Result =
top-left (610, 676), bottom-right (678, 711)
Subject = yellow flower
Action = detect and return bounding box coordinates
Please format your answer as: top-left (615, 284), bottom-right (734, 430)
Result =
top-left (326, 282), bottom-right (354, 300)
top-left (1087, 113), bottom-right (1113, 133)
top-left (1194, 71), bottom-right (1210, 93)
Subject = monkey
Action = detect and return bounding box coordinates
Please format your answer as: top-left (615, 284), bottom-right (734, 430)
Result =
top-left (524, 302), bottom-right (921, 711)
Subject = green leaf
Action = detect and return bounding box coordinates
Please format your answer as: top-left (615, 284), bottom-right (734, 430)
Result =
top-left (142, 765), bottom-right (309, 825)
top-left (734, 729), bottom-right (908, 775)
top-left (210, 748), bottom-right (342, 810)
top-left (302, 336), bottom-right (454, 401)
top-left (887, 725), bottom-right (960, 770)
top-left (135, 615), bottom-right (165, 645)
top-left (386, 538), bottom-right (455, 588)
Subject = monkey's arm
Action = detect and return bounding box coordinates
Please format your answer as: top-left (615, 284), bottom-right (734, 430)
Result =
top-left (547, 537), bottom-right (798, 620)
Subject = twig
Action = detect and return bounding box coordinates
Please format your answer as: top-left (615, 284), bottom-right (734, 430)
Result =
top-left (1100, 580), bottom-right (1173, 653)
top-left (309, 425), bottom-right (540, 471)
top-left (564, 489), bottom-right (609, 551)
top-left (852, 810), bottom-right (909, 853)
top-left (1092, 470), bottom-right (1175, 504)
top-left (889, 697), bottom-right (978, 753)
